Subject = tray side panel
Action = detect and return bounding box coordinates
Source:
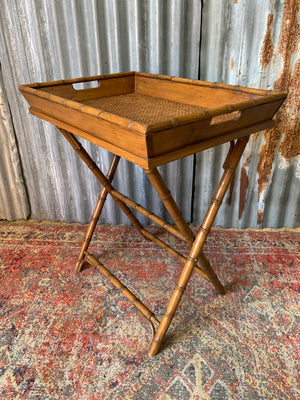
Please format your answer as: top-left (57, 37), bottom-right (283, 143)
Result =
top-left (21, 92), bottom-right (148, 160)
top-left (29, 108), bottom-right (150, 169)
top-left (207, 99), bottom-right (284, 137)
top-left (149, 119), bottom-right (211, 157)
top-left (149, 98), bottom-right (284, 158)
top-left (37, 76), bottom-right (135, 102)
top-left (148, 120), bottom-right (275, 168)
top-left (135, 76), bottom-right (259, 108)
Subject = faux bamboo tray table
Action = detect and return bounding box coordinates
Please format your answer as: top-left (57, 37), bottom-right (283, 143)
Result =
top-left (19, 72), bottom-right (286, 356)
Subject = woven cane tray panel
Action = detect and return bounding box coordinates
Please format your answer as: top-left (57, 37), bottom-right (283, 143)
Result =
top-left (82, 93), bottom-right (205, 125)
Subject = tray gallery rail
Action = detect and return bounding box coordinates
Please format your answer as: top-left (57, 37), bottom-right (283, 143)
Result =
top-left (19, 72), bottom-right (286, 356)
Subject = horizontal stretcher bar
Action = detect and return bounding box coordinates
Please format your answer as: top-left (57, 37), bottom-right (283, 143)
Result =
top-left (109, 189), bottom-right (209, 281)
top-left (84, 252), bottom-right (160, 327)
top-left (111, 189), bottom-right (186, 242)
top-left (107, 188), bottom-right (209, 281)
top-left (140, 228), bottom-right (209, 281)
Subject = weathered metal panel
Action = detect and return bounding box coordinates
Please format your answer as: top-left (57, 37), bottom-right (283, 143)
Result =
top-left (0, 0), bottom-right (201, 224)
top-left (1, 0), bottom-right (298, 228)
top-left (194, 0), bottom-right (299, 228)
top-left (0, 67), bottom-right (29, 220)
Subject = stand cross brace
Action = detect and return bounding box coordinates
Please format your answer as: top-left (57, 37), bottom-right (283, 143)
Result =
top-left (59, 128), bottom-right (249, 356)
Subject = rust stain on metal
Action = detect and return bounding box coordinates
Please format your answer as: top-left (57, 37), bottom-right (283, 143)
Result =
top-left (257, 210), bottom-right (264, 225)
top-left (239, 167), bottom-right (249, 219)
top-left (276, 0), bottom-right (300, 161)
top-left (257, 0), bottom-right (300, 200)
top-left (278, 58), bottom-right (300, 160)
top-left (260, 13), bottom-right (274, 69)
top-left (257, 135), bottom-right (280, 197)
top-left (231, 57), bottom-right (235, 71)
top-left (243, 155), bottom-right (251, 168)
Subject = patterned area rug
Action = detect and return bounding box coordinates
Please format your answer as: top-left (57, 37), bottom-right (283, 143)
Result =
top-left (0, 221), bottom-right (299, 399)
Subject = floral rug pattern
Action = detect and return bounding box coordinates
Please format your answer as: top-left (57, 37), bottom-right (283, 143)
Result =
top-left (0, 222), bottom-right (299, 399)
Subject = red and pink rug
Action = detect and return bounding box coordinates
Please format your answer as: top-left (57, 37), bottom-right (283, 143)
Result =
top-left (0, 221), bottom-right (299, 399)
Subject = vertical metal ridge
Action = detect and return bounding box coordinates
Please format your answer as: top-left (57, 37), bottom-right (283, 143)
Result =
top-left (126, 0), bottom-right (140, 71)
top-left (0, 67), bottom-right (29, 220)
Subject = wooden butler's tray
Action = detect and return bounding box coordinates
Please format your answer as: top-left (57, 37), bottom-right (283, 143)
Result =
top-left (19, 72), bottom-right (286, 357)
top-left (19, 71), bottom-right (285, 169)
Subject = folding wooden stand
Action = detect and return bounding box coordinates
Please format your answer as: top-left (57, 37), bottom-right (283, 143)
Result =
top-left (19, 71), bottom-right (286, 356)
top-left (60, 128), bottom-right (248, 356)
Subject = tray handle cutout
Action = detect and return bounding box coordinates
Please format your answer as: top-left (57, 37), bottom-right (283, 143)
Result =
top-left (72, 80), bottom-right (100, 90)
top-left (210, 110), bottom-right (243, 125)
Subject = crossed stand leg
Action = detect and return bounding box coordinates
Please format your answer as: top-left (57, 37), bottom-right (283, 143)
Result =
top-left (59, 128), bottom-right (249, 356)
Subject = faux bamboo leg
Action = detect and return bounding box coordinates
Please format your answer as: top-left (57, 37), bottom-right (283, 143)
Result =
top-left (144, 168), bottom-right (194, 246)
top-left (197, 252), bottom-right (225, 295)
top-left (148, 137), bottom-right (249, 356)
top-left (59, 129), bottom-right (145, 236)
top-left (145, 168), bottom-right (224, 292)
top-left (75, 155), bottom-right (120, 272)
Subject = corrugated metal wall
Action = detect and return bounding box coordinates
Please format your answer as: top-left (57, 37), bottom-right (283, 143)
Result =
top-left (0, 0), bottom-right (202, 224)
top-left (0, 67), bottom-right (29, 220)
top-left (195, 0), bottom-right (300, 228)
top-left (0, 0), bottom-right (299, 227)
